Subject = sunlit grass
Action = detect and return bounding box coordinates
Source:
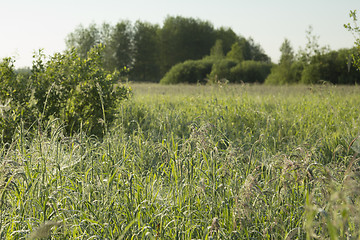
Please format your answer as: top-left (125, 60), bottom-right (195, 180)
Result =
top-left (0, 84), bottom-right (360, 239)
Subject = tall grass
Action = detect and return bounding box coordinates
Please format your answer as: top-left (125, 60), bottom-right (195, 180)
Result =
top-left (0, 84), bottom-right (359, 239)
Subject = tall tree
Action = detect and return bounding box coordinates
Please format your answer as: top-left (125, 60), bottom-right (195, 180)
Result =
top-left (159, 16), bottom-right (216, 75)
top-left (279, 38), bottom-right (295, 64)
top-left (66, 23), bottom-right (100, 58)
top-left (131, 21), bottom-right (161, 82)
top-left (226, 41), bottom-right (245, 62)
top-left (247, 37), bottom-right (271, 62)
top-left (210, 39), bottom-right (224, 59)
top-left (214, 27), bottom-right (240, 55)
top-left (265, 39), bottom-right (296, 84)
top-left (106, 20), bottom-right (133, 71)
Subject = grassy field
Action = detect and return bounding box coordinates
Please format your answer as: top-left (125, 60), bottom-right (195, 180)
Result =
top-left (1, 83), bottom-right (360, 239)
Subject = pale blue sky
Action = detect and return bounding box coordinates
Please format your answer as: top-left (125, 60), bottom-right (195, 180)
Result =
top-left (1, 0), bottom-right (359, 67)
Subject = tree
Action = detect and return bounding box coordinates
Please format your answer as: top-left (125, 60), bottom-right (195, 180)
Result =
top-left (296, 26), bottom-right (331, 84)
top-left (297, 26), bottom-right (329, 65)
top-left (301, 48), bottom-right (360, 84)
top-left (344, 10), bottom-right (360, 71)
top-left (159, 16), bottom-right (216, 75)
top-left (226, 37), bottom-right (270, 63)
top-left (66, 23), bottom-right (100, 58)
top-left (265, 39), bottom-right (296, 84)
top-left (214, 27), bottom-right (240, 55)
top-left (279, 38), bottom-right (294, 64)
top-left (131, 21), bottom-right (161, 82)
top-left (106, 20), bottom-right (133, 71)
top-left (226, 41), bottom-right (245, 62)
top-left (0, 58), bottom-right (34, 143)
top-left (209, 39), bottom-right (224, 59)
top-left (247, 37), bottom-right (271, 62)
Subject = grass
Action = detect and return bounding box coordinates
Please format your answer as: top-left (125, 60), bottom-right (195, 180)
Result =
top-left (1, 83), bottom-right (360, 239)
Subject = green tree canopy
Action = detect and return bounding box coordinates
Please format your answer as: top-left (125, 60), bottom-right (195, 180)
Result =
top-left (226, 41), bottom-right (245, 62)
top-left (65, 16), bottom-right (271, 82)
top-left (265, 39), bottom-right (296, 84)
top-left (279, 38), bottom-right (295, 64)
top-left (209, 39), bottom-right (225, 59)
top-left (106, 20), bottom-right (133, 71)
top-left (131, 21), bottom-right (161, 82)
top-left (215, 27), bottom-right (240, 54)
top-left (66, 23), bottom-right (100, 58)
top-left (159, 16), bottom-right (216, 75)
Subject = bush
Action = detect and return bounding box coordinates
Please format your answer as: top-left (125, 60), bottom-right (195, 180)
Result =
top-left (0, 45), bottom-right (131, 144)
top-left (300, 49), bottom-right (360, 84)
top-left (32, 45), bottom-right (131, 137)
top-left (0, 58), bottom-right (33, 143)
top-left (207, 59), bottom-right (237, 83)
top-left (265, 61), bottom-right (304, 85)
top-left (229, 60), bottom-right (272, 83)
top-left (160, 59), bottom-right (214, 84)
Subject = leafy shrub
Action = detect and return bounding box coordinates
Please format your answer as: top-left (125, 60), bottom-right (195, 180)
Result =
top-left (299, 49), bottom-right (360, 84)
top-left (160, 59), bottom-right (213, 84)
top-left (32, 45), bottom-right (131, 137)
top-left (229, 60), bottom-right (272, 83)
top-left (300, 62), bottom-right (323, 84)
top-left (207, 59), bottom-right (237, 83)
top-left (0, 45), bottom-right (131, 144)
top-left (0, 58), bottom-right (33, 143)
top-left (265, 62), bottom-right (304, 85)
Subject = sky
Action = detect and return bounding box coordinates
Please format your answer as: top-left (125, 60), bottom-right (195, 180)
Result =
top-left (1, 0), bottom-right (359, 68)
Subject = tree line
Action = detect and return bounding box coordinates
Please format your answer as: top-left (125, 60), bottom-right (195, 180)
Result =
top-left (66, 15), bottom-right (360, 84)
top-left (66, 16), bottom-right (270, 82)
top-left (158, 25), bottom-right (360, 85)
top-left (266, 26), bottom-right (360, 84)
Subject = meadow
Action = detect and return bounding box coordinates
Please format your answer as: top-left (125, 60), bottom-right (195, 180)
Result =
top-left (1, 83), bottom-right (360, 239)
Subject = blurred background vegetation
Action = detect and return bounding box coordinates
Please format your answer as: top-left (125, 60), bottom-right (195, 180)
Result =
top-left (63, 16), bottom-right (360, 85)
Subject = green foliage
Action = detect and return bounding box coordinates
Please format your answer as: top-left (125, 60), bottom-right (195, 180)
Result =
top-left (209, 39), bottom-right (225, 59)
top-left (131, 21), bottom-right (161, 82)
top-left (300, 62), bottom-right (322, 84)
top-left (1, 84), bottom-right (360, 239)
top-left (215, 27), bottom-right (239, 55)
top-left (247, 37), bottom-right (272, 62)
top-left (229, 60), bottom-right (272, 83)
top-left (265, 39), bottom-right (297, 85)
top-left (161, 58), bottom-right (271, 85)
top-left (300, 48), bottom-right (360, 84)
top-left (297, 26), bottom-right (327, 64)
top-left (225, 37), bottom-right (270, 62)
top-left (226, 41), bottom-right (245, 62)
top-left (66, 17), bottom-right (271, 82)
top-left (31, 45), bottom-right (131, 137)
top-left (106, 20), bottom-right (134, 70)
top-left (66, 22), bottom-right (133, 72)
top-left (265, 63), bottom-right (297, 85)
top-left (0, 58), bottom-right (33, 143)
top-left (160, 59), bottom-right (214, 84)
top-left (66, 23), bottom-right (101, 59)
top-left (207, 59), bottom-right (237, 82)
top-left (161, 35), bottom-right (272, 84)
top-left (266, 27), bottom-right (360, 85)
top-left (344, 10), bottom-right (360, 71)
top-left (279, 38), bottom-right (295, 64)
top-left (159, 16), bottom-right (216, 75)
